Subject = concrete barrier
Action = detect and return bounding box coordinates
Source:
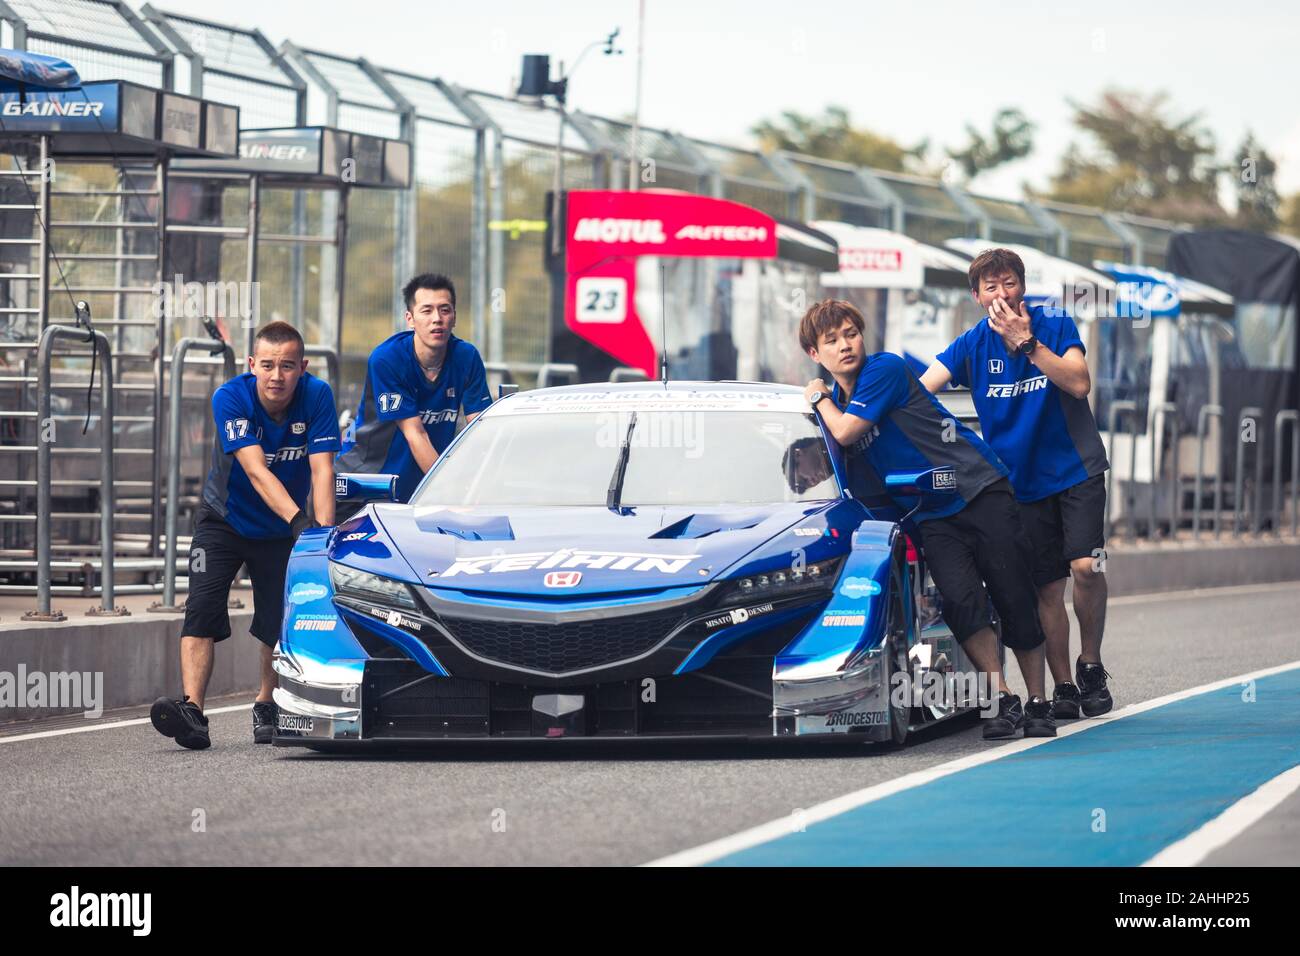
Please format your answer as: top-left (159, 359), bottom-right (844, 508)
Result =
top-left (0, 609), bottom-right (261, 724)
top-left (1103, 540), bottom-right (1300, 597)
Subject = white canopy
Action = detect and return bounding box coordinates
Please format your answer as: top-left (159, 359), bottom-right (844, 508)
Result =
top-left (813, 222), bottom-right (968, 290)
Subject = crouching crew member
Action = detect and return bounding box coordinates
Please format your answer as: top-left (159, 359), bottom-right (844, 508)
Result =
top-left (920, 248), bottom-right (1112, 719)
top-left (150, 321), bottom-right (340, 750)
top-left (336, 273), bottom-right (492, 505)
top-left (800, 299), bottom-right (1055, 739)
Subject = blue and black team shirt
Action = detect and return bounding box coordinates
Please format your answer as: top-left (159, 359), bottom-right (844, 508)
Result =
top-left (202, 372), bottom-right (341, 539)
top-left (336, 331), bottom-right (492, 502)
top-left (832, 352), bottom-right (1008, 523)
top-left (935, 303), bottom-right (1108, 503)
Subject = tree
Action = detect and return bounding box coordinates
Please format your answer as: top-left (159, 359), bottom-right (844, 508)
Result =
top-left (1282, 193), bottom-right (1300, 239)
top-left (946, 108), bottom-right (1036, 182)
top-left (1233, 133), bottom-right (1281, 232)
top-left (750, 106), bottom-right (928, 173)
top-left (1039, 89), bottom-right (1227, 225)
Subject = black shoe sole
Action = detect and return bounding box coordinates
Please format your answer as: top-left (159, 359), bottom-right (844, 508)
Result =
top-left (982, 722), bottom-right (1021, 740)
top-left (150, 697), bottom-right (210, 750)
top-left (1080, 693), bottom-right (1113, 717)
top-left (1024, 718), bottom-right (1058, 737)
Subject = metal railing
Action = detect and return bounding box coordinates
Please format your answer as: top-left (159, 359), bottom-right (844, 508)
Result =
top-left (304, 344), bottom-right (341, 414)
top-left (150, 335), bottom-right (236, 611)
top-left (1148, 401), bottom-right (1179, 539)
top-left (1272, 410), bottom-right (1299, 538)
top-left (26, 324), bottom-right (124, 621)
top-left (1193, 404), bottom-right (1225, 539)
top-left (1103, 400), bottom-right (1139, 543)
top-left (1233, 407), bottom-right (1265, 537)
top-left (536, 363), bottom-right (580, 389)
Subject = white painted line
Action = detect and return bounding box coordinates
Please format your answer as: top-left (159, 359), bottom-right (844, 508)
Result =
top-left (0, 703), bottom-right (251, 745)
top-left (643, 659), bottom-right (1300, 867)
top-left (1143, 763), bottom-right (1300, 867)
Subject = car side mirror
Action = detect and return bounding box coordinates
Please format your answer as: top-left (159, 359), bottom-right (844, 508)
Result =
top-left (335, 472), bottom-right (398, 503)
top-left (885, 466), bottom-right (957, 521)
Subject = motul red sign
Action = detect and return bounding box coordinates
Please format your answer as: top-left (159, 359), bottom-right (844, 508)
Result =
top-left (566, 190), bottom-right (776, 272)
top-left (564, 190), bottom-right (779, 376)
top-left (840, 247), bottom-right (903, 271)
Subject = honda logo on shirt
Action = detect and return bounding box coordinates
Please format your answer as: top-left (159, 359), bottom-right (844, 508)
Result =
top-left (988, 359), bottom-right (1004, 374)
top-left (544, 571), bottom-right (583, 588)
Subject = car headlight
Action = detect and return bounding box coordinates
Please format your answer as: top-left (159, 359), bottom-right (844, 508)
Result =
top-left (328, 562), bottom-right (418, 610)
top-left (721, 557), bottom-right (843, 604)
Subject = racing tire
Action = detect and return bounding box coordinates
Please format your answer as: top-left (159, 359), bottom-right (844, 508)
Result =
top-left (882, 557), bottom-right (910, 747)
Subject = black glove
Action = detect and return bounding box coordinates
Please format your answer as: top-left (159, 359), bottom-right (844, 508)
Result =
top-left (289, 509), bottom-right (320, 539)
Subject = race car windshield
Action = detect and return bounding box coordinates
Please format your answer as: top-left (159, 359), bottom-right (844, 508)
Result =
top-left (413, 410), bottom-right (839, 507)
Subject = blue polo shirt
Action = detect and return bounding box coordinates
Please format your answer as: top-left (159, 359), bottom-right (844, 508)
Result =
top-left (832, 352), bottom-right (1008, 523)
top-left (337, 331), bottom-right (492, 501)
top-left (202, 372), bottom-right (341, 539)
top-left (935, 303), bottom-right (1109, 502)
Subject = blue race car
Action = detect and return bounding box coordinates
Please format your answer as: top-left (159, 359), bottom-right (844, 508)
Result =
top-left (272, 381), bottom-right (988, 748)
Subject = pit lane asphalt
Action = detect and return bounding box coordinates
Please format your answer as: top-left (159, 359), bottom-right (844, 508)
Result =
top-left (1, 581), bottom-right (1296, 866)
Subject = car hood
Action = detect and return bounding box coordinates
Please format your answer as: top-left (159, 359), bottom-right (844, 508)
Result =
top-left (338, 501), bottom-right (839, 598)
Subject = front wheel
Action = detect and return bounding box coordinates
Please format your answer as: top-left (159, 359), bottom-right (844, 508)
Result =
top-left (883, 558), bottom-right (910, 746)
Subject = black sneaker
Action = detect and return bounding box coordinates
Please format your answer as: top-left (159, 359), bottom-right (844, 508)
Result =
top-left (1050, 682), bottom-right (1082, 720)
top-left (150, 695), bottom-right (210, 750)
top-left (983, 692), bottom-right (1024, 740)
top-left (252, 700), bottom-right (277, 744)
top-left (1024, 696), bottom-right (1057, 737)
top-left (1076, 659), bottom-right (1114, 717)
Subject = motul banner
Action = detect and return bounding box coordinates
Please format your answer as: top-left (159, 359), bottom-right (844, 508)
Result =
top-left (563, 190), bottom-right (778, 377)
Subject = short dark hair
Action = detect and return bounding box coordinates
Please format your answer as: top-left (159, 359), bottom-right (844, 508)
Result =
top-left (403, 273), bottom-right (456, 311)
top-left (253, 320), bottom-right (304, 355)
top-left (799, 299), bottom-right (865, 353)
top-left (967, 248), bottom-right (1026, 292)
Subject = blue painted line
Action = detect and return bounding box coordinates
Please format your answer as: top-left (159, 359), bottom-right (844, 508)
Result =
top-left (714, 669), bottom-right (1300, 866)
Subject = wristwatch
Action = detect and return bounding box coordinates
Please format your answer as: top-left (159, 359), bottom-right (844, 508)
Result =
top-left (1018, 335), bottom-right (1039, 357)
top-left (809, 390), bottom-right (827, 408)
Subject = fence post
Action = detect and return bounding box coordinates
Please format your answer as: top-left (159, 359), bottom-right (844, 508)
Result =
top-left (149, 337), bottom-right (236, 612)
top-left (1273, 409), bottom-right (1299, 537)
top-left (1193, 404), bottom-right (1224, 540)
top-left (303, 344), bottom-right (341, 415)
top-left (1148, 401), bottom-right (1179, 540)
top-left (537, 363), bottom-right (581, 389)
top-left (1104, 400), bottom-right (1138, 543)
top-left (1233, 407), bottom-right (1264, 537)
top-left (25, 325), bottom-right (120, 621)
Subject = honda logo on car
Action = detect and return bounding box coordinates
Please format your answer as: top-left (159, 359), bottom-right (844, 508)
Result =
top-left (544, 571), bottom-right (583, 588)
top-left (440, 549), bottom-right (702, 577)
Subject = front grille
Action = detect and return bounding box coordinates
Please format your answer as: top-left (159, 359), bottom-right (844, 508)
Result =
top-left (436, 606), bottom-right (687, 676)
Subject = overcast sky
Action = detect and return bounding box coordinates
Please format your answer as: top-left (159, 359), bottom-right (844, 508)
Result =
top-left (158, 0), bottom-right (1300, 201)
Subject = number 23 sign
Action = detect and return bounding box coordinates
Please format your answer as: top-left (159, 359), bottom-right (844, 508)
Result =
top-left (574, 276), bottom-right (627, 324)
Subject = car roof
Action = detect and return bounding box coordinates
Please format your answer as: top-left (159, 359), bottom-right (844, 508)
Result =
top-left (482, 380), bottom-right (812, 417)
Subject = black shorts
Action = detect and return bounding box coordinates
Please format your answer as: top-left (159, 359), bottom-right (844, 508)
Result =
top-left (1019, 473), bottom-right (1107, 587)
top-left (918, 478), bottom-right (1044, 651)
top-left (182, 507), bottom-right (294, 647)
